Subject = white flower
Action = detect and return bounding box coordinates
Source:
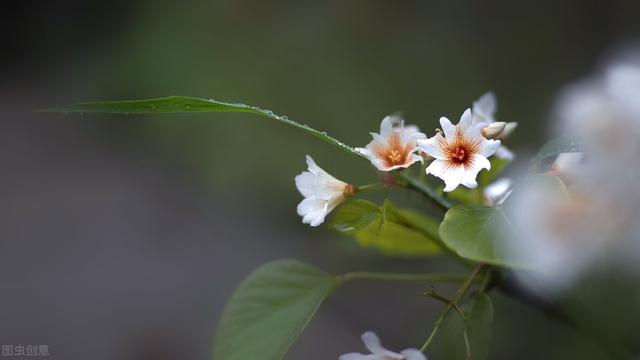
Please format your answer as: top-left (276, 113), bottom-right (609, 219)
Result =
top-left (472, 91), bottom-right (518, 160)
top-left (339, 332), bottom-right (426, 360)
top-left (505, 54), bottom-right (640, 292)
top-left (555, 62), bottom-right (640, 167)
top-left (483, 177), bottom-right (513, 206)
top-left (547, 152), bottom-right (584, 184)
top-left (506, 174), bottom-right (621, 291)
top-left (295, 155), bottom-right (355, 227)
top-left (356, 115), bottom-right (427, 171)
top-left (418, 109), bottom-right (501, 192)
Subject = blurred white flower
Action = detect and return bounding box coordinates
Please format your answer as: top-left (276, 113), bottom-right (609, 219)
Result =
top-left (507, 174), bottom-right (603, 289)
top-left (556, 62), bottom-right (640, 167)
top-left (483, 177), bottom-right (512, 206)
top-left (418, 109), bottom-right (501, 192)
top-left (472, 91), bottom-right (518, 160)
top-left (507, 56), bottom-right (640, 290)
top-left (339, 332), bottom-right (426, 360)
top-left (547, 152), bottom-right (583, 184)
top-left (356, 115), bottom-right (427, 171)
top-left (295, 155), bottom-right (355, 227)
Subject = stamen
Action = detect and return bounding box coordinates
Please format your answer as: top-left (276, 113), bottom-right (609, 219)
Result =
top-left (388, 149), bottom-right (403, 163)
top-left (452, 146), bottom-right (467, 162)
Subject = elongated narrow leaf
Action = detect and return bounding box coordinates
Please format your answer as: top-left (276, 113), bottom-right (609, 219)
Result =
top-left (43, 96), bottom-right (363, 158)
top-left (439, 205), bottom-right (520, 267)
top-left (328, 199), bottom-right (443, 256)
top-left (213, 259), bottom-right (340, 360)
top-left (531, 135), bottom-right (585, 171)
top-left (444, 292), bottom-right (494, 360)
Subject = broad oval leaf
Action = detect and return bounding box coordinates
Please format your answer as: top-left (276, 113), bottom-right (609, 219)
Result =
top-left (439, 205), bottom-right (519, 266)
top-left (444, 292), bottom-right (494, 360)
top-left (43, 96), bottom-right (362, 158)
top-left (328, 199), bottom-right (443, 256)
top-left (213, 259), bottom-right (340, 360)
top-left (440, 175), bottom-right (567, 267)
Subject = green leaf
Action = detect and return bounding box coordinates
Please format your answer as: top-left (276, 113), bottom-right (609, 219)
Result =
top-left (531, 135), bottom-right (585, 171)
top-left (444, 292), bottom-right (494, 360)
top-left (42, 96), bottom-right (363, 158)
top-left (438, 205), bottom-right (519, 267)
top-left (440, 175), bottom-right (567, 267)
top-left (328, 199), bottom-right (443, 256)
top-left (213, 259), bottom-right (340, 360)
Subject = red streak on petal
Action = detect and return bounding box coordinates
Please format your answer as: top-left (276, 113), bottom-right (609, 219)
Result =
top-left (438, 126), bottom-right (481, 170)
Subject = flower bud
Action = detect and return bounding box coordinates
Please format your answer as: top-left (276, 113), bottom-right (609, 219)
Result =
top-left (498, 122), bottom-right (518, 140)
top-left (481, 122), bottom-right (507, 139)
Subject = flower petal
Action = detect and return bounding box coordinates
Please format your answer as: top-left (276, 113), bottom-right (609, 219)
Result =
top-left (472, 91), bottom-right (497, 124)
top-left (294, 171), bottom-right (317, 198)
top-left (478, 139), bottom-right (501, 157)
top-left (305, 155), bottom-right (322, 174)
top-left (459, 108), bottom-right (473, 130)
top-left (338, 353), bottom-right (373, 360)
top-left (439, 117), bottom-right (455, 138)
top-left (417, 135), bottom-right (445, 160)
top-left (370, 132), bottom-right (388, 147)
top-left (361, 332), bottom-right (385, 354)
top-left (426, 160), bottom-right (463, 192)
top-left (484, 177), bottom-right (513, 206)
top-left (379, 116), bottom-right (395, 138)
top-left (400, 349), bottom-right (428, 360)
top-left (297, 197), bottom-right (328, 226)
top-left (494, 145), bottom-right (515, 160)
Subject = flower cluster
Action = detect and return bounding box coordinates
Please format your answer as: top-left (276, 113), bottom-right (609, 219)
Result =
top-left (295, 93), bottom-right (516, 226)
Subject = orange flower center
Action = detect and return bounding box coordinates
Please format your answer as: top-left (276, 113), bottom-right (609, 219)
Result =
top-left (373, 133), bottom-right (413, 168)
top-left (388, 149), bottom-right (403, 163)
top-left (439, 128), bottom-right (481, 169)
top-left (453, 146), bottom-right (467, 162)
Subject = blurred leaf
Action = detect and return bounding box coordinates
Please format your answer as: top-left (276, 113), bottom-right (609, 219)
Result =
top-left (213, 259), bottom-right (339, 360)
top-left (43, 96), bottom-right (363, 158)
top-left (328, 199), bottom-right (443, 256)
top-left (444, 292), bottom-right (494, 360)
top-left (447, 187), bottom-right (481, 206)
top-left (501, 174), bottom-right (568, 208)
top-left (531, 136), bottom-right (585, 171)
top-left (438, 205), bottom-right (521, 267)
top-left (480, 157), bottom-right (511, 186)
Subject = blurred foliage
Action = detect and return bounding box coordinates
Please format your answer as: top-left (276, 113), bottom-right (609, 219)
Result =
top-left (62, 0), bottom-right (640, 206)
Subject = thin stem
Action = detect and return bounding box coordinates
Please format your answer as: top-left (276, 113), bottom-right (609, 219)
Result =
top-left (357, 182), bottom-right (385, 191)
top-left (339, 272), bottom-right (469, 283)
top-left (479, 267), bottom-right (493, 293)
top-left (453, 304), bottom-right (472, 360)
top-left (421, 288), bottom-right (472, 359)
top-left (420, 264), bottom-right (484, 352)
top-left (419, 288), bottom-right (452, 304)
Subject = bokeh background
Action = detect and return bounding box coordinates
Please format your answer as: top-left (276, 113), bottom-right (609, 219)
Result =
top-left (2, 1), bottom-right (640, 359)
